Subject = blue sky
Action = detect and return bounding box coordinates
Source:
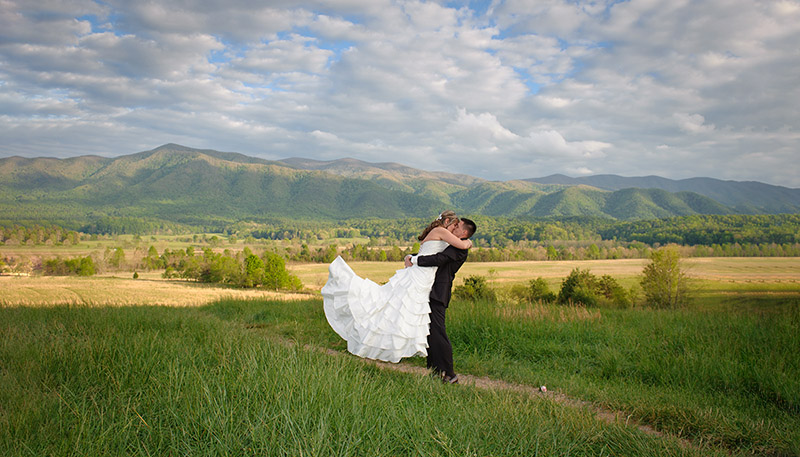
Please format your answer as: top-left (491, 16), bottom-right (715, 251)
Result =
top-left (1, 0), bottom-right (799, 187)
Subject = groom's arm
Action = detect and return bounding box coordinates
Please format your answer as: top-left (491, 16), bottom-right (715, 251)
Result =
top-left (412, 246), bottom-right (468, 267)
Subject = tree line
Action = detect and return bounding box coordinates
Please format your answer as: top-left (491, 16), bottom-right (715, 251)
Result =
top-left (5, 214), bottom-right (799, 248)
top-left (3, 215), bottom-right (800, 276)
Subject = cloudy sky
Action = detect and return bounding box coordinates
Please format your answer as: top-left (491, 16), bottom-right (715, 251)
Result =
top-left (2, 0), bottom-right (799, 187)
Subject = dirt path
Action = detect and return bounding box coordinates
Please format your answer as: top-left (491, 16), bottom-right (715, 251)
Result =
top-left (286, 341), bottom-right (702, 452)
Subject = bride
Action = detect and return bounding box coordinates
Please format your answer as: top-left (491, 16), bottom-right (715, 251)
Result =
top-left (321, 211), bottom-right (472, 363)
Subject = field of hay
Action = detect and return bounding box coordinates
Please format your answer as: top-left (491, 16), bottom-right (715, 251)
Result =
top-left (4, 257), bottom-right (798, 307)
top-left (292, 257), bottom-right (800, 290)
top-left (0, 272), bottom-right (311, 307)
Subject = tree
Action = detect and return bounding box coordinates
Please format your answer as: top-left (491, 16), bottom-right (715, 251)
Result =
top-left (77, 256), bottom-right (96, 276)
top-left (640, 246), bottom-right (688, 309)
top-left (243, 254), bottom-right (265, 287)
top-left (262, 251), bottom-right (302, 290)
top-left (322, 244), bottom-right (338, 263)
top-left (557, 268), bottom-right (599, 307)
top-left (112, 247), bottom-right (125, 268)
top-left (143, 245), bottom-right (163, 270)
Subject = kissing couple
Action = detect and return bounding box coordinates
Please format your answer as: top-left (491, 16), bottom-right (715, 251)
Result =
top-left (322, 211), bottom-right (476, 383)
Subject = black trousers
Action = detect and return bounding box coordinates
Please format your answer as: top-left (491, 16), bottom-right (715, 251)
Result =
top-left (427, 299), bottom-right (454, 377)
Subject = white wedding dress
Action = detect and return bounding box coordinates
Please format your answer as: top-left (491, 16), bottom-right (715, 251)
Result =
top-left (321, 240), bottom-right (448, 363)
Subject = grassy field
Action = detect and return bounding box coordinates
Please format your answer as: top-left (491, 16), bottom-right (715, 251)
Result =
top-left (1, 303), bottom-right (712, 456)
top-left (2, 257), bottom-right (799, 455)
top-left (292, 257), bottom-right (800, 292)
top-left (0, 273), bottom-right (309, 307)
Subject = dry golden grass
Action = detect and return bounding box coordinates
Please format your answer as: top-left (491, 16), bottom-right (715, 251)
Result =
top-left (4, 257), bottom-right (798, 307)
top-left (292, 257), bottom-right (800, 291)
top-left (682, 257), bottom-right (800, 282)
top-left (0, 274), bottom-right (312, 307)
top-left (498, 303), bottom-right (603, 323)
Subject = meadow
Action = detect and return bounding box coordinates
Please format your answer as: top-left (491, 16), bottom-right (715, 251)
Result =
top-left (1, 256), bottom-right (798, 456)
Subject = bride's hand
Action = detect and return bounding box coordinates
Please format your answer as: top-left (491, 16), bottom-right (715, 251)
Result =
top-left (465, 239), bottom-right (472, 249)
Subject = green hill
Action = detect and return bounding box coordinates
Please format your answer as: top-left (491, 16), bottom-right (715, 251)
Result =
top-left (3, 143), bottom-right (794, 228)
top-left (527, 174), bottom-right (800, 214)
top-left (0, 144), bottom-right (442, 225)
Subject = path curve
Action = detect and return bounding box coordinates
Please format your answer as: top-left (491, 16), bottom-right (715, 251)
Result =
top-left (299, 343), bottom-right (700, 451)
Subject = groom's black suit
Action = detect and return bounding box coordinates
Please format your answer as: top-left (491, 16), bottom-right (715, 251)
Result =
top-left (416, 245), bottom-right (469, 378)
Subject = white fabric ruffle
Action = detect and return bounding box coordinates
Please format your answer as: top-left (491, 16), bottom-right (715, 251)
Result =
top-left (321, 240), bottom-right (446, 363)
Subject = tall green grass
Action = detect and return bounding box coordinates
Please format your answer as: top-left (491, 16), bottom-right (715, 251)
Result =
top-left (0, 304), bottom-right (706, 456)
top-left (201, 293), bottom-right (799, 456)
top-left (447, 298), bottom-right (800, 455)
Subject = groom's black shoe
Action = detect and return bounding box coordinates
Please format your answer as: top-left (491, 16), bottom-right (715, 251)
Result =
top-left (443, 374), bottom-right (459, 384)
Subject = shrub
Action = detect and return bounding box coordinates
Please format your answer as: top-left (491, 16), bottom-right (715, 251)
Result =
top-left (558, 268), bottom-right (599, 306)
top-left (557, 269), bottom-right (632, 308)
top-left (510, 277), bottom-right (556, 304)
top-left (597, 275), bottom-right (632, 308)
top-left (42, 256), bottom-right (96, 276)
top-left (454, 275), bottom-right (496, 302)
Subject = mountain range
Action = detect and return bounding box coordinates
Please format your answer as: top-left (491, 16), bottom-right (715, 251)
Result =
top-left (1, 144), bottom-right (798, 225)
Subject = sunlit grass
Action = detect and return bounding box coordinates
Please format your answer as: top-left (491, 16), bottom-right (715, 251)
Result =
top-left (447, 298), bottom-right (800, 455)
top-left (3, 257), bottom-right (799, 455)
top-left (206, 290), bottom-right (800, 455)
top-left (290, 257), bottom-right (800, 294)
top-left (0, 304), bottom-right (707, 456)
top-left (0, 275), bottom-right (310, 307)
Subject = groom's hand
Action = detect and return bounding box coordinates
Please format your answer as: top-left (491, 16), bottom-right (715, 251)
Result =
top-left (404, 255), bottom-right (413, 268)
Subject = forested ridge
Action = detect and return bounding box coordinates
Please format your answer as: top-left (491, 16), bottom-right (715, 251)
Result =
top-left (2, 144), bottom-right (799, 225)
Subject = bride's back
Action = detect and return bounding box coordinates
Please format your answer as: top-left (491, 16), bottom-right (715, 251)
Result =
top-left (419, 240), bottom-right (449, 256)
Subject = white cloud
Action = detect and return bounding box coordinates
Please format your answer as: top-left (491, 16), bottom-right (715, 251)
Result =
top-left (0, 0), bottom-right (798, 187)
top-left (674, 113), bottom-right (715, 134)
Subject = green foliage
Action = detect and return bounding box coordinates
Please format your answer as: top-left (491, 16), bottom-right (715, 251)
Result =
top-left (601, 214), bottom-right (800, 245)
top-left (557, 268), bottom-right (631, 308)
top-left (0, 223), bottom-right (82, 246)
top-left (142, 245), bottom-right (164, 270)
top-left (106, 247), bottom-right (125, 268)
top-left (81, 217), bottom-right (190, 235)
top-left (640, 246), bottom-right (689, 309)
top-left (42, 256), bottom-right (96, 276)
top-left (557, 268), bottom-right (599, 306)
top-left (171, 247), bottom-right (302, 290)
top-left (510, 277), bottom-right (556, 304)
top-left (262, 251), bottom-right (302, 290)
top-left (453, 275), bottom-right (496, 302)
top-left (596, 275), bottom-right (632, 308)
top-left (243, 253), bottom-right (265, 288)
top-left (322, 244), bottom-right (338, 263)
top-left (4, 146), bottom-right (800, 234)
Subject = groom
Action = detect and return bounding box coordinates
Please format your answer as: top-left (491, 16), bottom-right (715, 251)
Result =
top-left (405, 218), bottom-right (477, 384)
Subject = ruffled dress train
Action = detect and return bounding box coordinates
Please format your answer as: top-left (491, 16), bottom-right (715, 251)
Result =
top-left (321, 240), bottom-right (447, 363)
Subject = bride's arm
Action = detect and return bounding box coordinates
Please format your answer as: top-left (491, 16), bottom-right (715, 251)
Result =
top-left (425, 227), bottom-right (472, 250)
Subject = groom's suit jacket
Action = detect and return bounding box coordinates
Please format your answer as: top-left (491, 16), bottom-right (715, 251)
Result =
top-left (416, 245), bottom-right (469, 307)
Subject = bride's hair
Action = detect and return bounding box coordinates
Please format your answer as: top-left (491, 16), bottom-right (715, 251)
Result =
top-left (418, 210), bottom-right (459, 241)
